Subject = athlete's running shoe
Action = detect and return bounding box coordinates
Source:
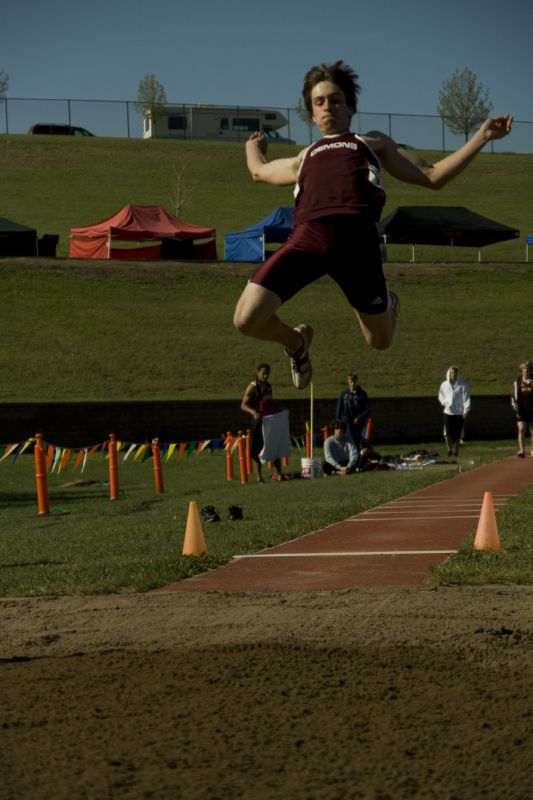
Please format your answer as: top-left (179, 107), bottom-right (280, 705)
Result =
top-left (389, 291), bottom-right (400, 322)
top-left (200, 505), bottom-right (220, 522)
top-left (227, 505), bottom-right (243, 520)
top-left (285, 324), bottom-right (313, 390)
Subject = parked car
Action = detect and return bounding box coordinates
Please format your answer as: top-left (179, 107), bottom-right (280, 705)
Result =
top-left (28, 124), bottom-right (95, 136)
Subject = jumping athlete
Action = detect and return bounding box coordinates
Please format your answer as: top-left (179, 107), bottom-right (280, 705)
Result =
top-left (233, 60), bottom-right (513, 389)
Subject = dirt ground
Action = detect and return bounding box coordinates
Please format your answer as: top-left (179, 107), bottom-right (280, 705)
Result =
top-left (1, 587), bottom-right (532, 800)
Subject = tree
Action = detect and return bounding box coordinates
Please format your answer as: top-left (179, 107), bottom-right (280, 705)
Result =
top-left (0, 69), bottom-right (9, 100)
top-left (295, 97), bottom-right (314, 144)
top-left (169, 157), bottom-right (195, 219)
top-left (437, 67), bottom-right (492, 142)
top-left (135, 74), bottom-right (167, 134)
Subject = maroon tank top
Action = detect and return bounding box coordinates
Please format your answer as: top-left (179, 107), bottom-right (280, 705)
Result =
top-left (251, 380), bottom-right (276, 417)
top-left (293, 133), bottom-right (386, 225)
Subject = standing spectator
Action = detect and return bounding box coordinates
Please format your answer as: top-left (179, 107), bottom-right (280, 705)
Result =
top-left (322, 419), bottom-right (368, 475)
top-left (241, 363), bottom-right (283, 482)
top-left (336, 372), bottom-right (370, 446)
top-left (438, 366), bottom-right (471, 457)
top-left (511, 361), bottom-right (533, 458)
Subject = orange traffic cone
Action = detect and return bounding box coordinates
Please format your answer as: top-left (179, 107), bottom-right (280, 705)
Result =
top-left (474, 491), bottom-right (501, 551)
top-left (182, 500), bottom-right (208, 556)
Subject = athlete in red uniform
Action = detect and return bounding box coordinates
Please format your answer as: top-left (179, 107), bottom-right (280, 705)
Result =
top-left (233, 60), bottom-right (513, 389)
top-left (511, 361), bottom-right (533, 457)
top-left (241, 363), bottom-right (283, 482)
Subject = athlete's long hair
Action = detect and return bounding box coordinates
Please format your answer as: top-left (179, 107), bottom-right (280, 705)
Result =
top-left (302, 60), bottom-right (360, 115)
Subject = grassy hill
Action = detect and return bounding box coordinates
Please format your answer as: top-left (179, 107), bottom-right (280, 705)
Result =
top-left (0, 134), bottom-right (531, 260)
top-left (0, 135), bottom-right (531, 403)
top-left (0, 259), bottom-right (531, 402)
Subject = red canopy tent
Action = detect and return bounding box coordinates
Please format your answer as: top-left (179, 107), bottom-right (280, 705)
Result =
top-left (69, 204), bottom-right (216, 260)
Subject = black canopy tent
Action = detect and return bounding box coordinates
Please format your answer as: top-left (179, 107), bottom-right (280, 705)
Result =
top-left (0, 216), bottom-right (38, 256)
top-left (378, 206), bottom-right (520, 261)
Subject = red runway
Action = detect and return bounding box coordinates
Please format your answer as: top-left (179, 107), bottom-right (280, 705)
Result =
top-left (157, 455), bottom-right (533, 592)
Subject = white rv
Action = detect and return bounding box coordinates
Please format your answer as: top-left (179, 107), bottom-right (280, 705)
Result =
top-left (143, 105), bottom-right (294, 143)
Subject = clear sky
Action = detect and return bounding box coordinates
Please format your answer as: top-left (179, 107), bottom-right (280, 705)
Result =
top-left (2, 0), bottom-right (532, 120)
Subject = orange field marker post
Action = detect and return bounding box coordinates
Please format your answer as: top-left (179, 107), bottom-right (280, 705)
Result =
top-left (309, 382), bottom-right (315, 458)
top-left (363, 418), bottom-right (373, 444)
top-left (245, 428), bottom-right (252, 475)
top-left (321, 425), bottom-right (330, 442)
top-left (305, 428), bottom-right (311, 458)
top-left (151, 438), bottom-right (165, 494)
top-left (237, 430), bottom-right (248, 484)
top-left (108, 433), bottom-right (120, 500)
top-left (225, 431), bottom-right (234, 480)
top-left (33, 433), bottom-right (50, 516)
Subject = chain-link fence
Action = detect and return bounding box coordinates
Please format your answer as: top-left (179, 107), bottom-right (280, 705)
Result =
top-left (1, 97), bottom-right (531, 152)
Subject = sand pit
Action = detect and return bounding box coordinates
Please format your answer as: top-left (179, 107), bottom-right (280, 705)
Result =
top-left (2, 586), bottom-right (532, 799)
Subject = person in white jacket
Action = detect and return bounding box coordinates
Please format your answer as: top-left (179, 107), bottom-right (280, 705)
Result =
top-left (438, 366), bottom-right (471, 457)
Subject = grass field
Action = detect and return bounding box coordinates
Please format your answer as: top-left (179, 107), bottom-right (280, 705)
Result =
top-left (1, 135), bottom-right (532, 594)
top-left (0, 259), bottom-right (531, 401)
top-left (0, 134), bottom-right (531, 260)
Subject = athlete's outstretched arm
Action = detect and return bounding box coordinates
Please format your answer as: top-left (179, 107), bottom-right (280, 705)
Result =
top-left (365, 114), bottom-right (513, 190)
top-left (246, 132), bottom-right (304, 186)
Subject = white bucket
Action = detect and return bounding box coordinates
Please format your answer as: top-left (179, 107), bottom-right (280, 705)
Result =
top-left (301, 457), bottom-right (322, 479)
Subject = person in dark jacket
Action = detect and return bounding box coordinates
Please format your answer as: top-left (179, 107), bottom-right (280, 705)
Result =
top-left (336, 373), bottom-right (370, 446)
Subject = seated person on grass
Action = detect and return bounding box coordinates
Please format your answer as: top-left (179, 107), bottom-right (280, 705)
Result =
top-left (323, 419), bottom-right (369, 475)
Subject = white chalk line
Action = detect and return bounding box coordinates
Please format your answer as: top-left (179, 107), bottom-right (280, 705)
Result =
top-left (381, 500), bottom-right (508, 507)
top-left (389, 494), bottom-right (513, 501)
top-left (234, 550), bottom-right (457, 559)
top-left (389, 498), bottom-right (511, 502)
top-left (346, 514), bottom-right (481, 521)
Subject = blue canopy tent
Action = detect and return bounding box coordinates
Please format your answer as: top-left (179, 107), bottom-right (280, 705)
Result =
top-left (224, 207), bottom-right (293, 262)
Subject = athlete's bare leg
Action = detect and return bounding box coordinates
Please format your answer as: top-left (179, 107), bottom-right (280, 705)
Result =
top-left (233, 282), bottom-right (303, 352)
top-left (234, 282), bottom-right (313, 389)
top-left (517, 420), bottom-right (526, 456)
top-left (354, 292), bottom-right (399, 350)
